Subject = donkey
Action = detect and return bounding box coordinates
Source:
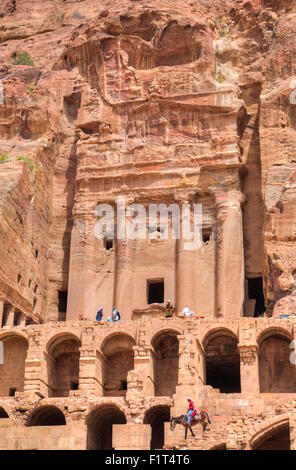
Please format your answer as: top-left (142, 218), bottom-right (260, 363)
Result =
top-left (170, 412), bottom-right (211, 439)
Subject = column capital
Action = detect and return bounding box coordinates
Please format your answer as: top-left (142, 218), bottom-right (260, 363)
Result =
top-left (215, 189), bottom-right (245, 210)
top-left (174, 190), bottom-right (196, 205)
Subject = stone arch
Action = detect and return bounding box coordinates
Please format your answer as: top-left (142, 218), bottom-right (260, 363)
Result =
top-left (202, 326), bottom-right (238, 348)
top-left (46, 333), bottom-right (81, 397)
top-left (100, 330), bottom-right (136, 352)
top-left (257, 326), bottom-right (292, 346)
top-left (28, 405), bottom-right (66, 426)
top-left (0, 407), bottom-right (9, 418)
top-left (0, 333), bottom-right (28, 397)
top-left (101, 333), bottom-right (136, 396)
top-left (150, 327), bottom-right (183, 345)
top-left (0, 402), bottom-right (11, 419)
top-left (258, 329), bottom-right (295, 393)
top-left (46, 331), bottom-right (81, 352)
top-left (151, 329), bottom-right (180, 397)
top-left (249, 415), bottom-right (290, 450)
top-left (86, 404), bottom-right (127, 450)
top-left (144, 405), bottom-right (171, 450)
top-left (203, 328), bottom-right (240, 393)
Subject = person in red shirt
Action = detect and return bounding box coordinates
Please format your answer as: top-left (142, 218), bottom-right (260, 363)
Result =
top-left (187, 397), bottom-right (195, 424)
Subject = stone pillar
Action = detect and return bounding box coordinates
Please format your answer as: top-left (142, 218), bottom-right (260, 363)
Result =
top-left (113, 424), bottom-right (151, 450)
top-left (24, 329), bottom-right (45, 397)
top-left (113, 197), bottom-right (135, 321)
top-left (133, 345), bottom-right (155, 396)
top-left (176, 197), bottom-right (196, 314)
top-left (79, 348), bottom-right (103, 396)
top-left (113, 239), bottom-right (135, 321)
top-left (78, 326), bottom-right (103, 395)
top-left (67, 215), bottom-right (98, 321)
top-left (6, 305), bottom-right (15, 327)
top-left (172, 334), bottom-right (202, 416)
top-left (215, 190), bottom-right (245, 318)
top-left (238, 344), bottom-right (260, 394)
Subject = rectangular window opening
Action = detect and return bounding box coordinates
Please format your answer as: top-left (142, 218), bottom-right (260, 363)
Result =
top-left (9, 388), bottom-right (17, 397)
top-left (104, 239), bottom-right (113, 251)
top-left (70, 382), bottom-right (79, 390)
top-left (147, 279), bottom-right (164, 304)
top-left (247, 277), bottom-right (265, 317)
top-left (58, 290), bottom-right (68, 313)
top-left (202, 228), bottom-right (212, 243)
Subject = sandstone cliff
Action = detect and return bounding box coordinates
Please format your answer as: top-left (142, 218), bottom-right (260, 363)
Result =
top-left (0, 0), bottom-right (296, 321)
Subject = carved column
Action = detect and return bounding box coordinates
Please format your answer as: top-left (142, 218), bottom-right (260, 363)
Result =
top-left (24, 329), bottom-right (45, 398)
top-left (172, 334), bottom-right (202, 415)
top-left (113, 198), bottom-right (135, 321)
top-left (78, 326), bottom-right (102, 395)
top-left (215, 190), bottom-right (245, 317)
top-left (238, 344), bottom-right (260, 393)
top-left (6, 305), bottom-right (15, 327)
top-left (133, 328), bottom-right (155, 396)
top-left (176, 196), bottom-right (196, 314)
top-left (67, 214), bottom-right (97, 320)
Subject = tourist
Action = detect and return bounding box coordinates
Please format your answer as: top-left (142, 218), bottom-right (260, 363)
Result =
top-left (112, 307), bottom-right (120, 322)
top-left (96, 307), bottom-right (103, 322)
top-left (187, 397), bottom-right (195, 424)
top-left (182, 306), bottom-right (194, 317)
top-left (165, 299), bottom-right (175, 318)
top-left (106, 316), bottom-right (111, 324)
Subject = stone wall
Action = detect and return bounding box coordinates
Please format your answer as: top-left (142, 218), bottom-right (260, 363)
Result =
top-left (0, 318), bottom-right (295, 449)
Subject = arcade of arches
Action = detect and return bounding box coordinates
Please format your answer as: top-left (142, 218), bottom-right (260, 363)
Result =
top-left (0, 320), bottom-right (295, 450)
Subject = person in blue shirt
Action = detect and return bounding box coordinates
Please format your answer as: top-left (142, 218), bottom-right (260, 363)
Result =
top-left (96, 307), bottom-right (103, 322)
top-left (112, 307), bottom-right (120, 322)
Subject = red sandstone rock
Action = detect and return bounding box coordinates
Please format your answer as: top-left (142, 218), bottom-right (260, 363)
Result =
top-left (0, 0), bottom-right (295, 451)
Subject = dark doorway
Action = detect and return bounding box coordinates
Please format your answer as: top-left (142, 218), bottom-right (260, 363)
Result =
top-left (144, 406), bottom-right (170, 450)
top-left (152, 332), bottom-right (179, 397)
top-left (58, 291), bottom-right (68, 314)
top-left (104, 239), bottom-right (113, 250)
top-left (147, 280), bottom-right (164, 304)
top-left (248, 277), bottom-right (265, 317)
top-left (87, 406), bottom-right (126, 450)
top-left (0, 408), bottom-right (9, 418)
top-left (205, 333), bottom-right (241, 393)
top-left (254, 425), bottom-right (290, 450)
top-left (28, 406), bottom-right (66, 426)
